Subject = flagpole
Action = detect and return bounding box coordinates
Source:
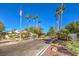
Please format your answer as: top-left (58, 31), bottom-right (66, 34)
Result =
top-left (20, 8), bottom-right (22, 41)
top-left (20, 16), bottom-right (22, 41)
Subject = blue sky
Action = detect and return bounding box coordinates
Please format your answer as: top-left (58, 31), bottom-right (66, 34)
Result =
top-left (0, 3), bottom-right (79, 32)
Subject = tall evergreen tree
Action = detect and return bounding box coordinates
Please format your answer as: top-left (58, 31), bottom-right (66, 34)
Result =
top-left (47, 27), bottom-right (55, 36)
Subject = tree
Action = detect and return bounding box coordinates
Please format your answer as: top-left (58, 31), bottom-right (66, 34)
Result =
top-left (47, 27), bottom-right (55, 37)
top-left (0, 21), bottom-right (5, 39)
top-left (77, 32), bottom-right (79, 38)
top-left (38, 20), bottom-right (41, 28)
top-left (56, 29), bottom-right (70, 41)
top-left (65, 21), bottom-right (79, 33)
top-left (0, 32), bottom-right (6, 40)
top-left (32, 16), bottom-right (39, 37)
top-left (33, 16), bottom-right (39, 27)
top-left (28, 27), bottom-right (41, 34)
top-left (56, 4), bottom-right (65, 32)
top-left (0, 21), bottom-right (5, 32)
top-left (25, 14), bottom-right (31, 30)
top-left (27, 26), bottom-right (43, 38)
top-left (32, 16), bottom-right (42, 38)
top-left (11, 28), bottom-right (16, 34)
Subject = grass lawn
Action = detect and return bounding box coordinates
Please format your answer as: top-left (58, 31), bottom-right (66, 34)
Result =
top-left (51, 39), bottom-right (79, 55)
top-left (63, 40), bottom-right (79, 55)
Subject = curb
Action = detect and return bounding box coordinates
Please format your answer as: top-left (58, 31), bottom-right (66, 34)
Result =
top-left (36, 44), bottom-right (50, 56)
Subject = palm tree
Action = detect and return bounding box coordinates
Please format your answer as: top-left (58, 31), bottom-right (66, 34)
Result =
top-left (38, 20), bottom-right (42, 35)
top-left (38, 20), bottom-right (41, 29)
top-left (32, 16), bottom-right (39, 38)
top-left (33, 16), bottom-right (39, 27)
top-left (25, 14), bottom-right (31, 31)
top-left (56, 3), bottom-right (65, 32)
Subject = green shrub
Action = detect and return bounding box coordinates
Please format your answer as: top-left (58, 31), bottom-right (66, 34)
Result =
top-left (77, 33), bottom-right (79, 38)
top-left (56, 29), bottom-right (70, 41)
top-left (66, 41), bottom-right (79, 55)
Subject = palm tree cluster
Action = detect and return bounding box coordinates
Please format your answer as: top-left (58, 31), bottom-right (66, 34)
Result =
top-left (55, 3), bottom-right (65, 33)
top-left (25, 14), bottom-right (41, 31)
top-left (25, 14), bottom-right (42, 38)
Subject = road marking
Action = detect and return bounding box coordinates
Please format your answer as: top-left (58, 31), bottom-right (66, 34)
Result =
top-left (36, 44), bottom-right (50, 56)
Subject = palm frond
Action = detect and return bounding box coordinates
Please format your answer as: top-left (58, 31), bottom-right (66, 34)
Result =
top-left (56, 6), bottom-right (61, 12)
top-left (25, 14), bottom-right (31, 19)
top-left (62, 4), bottom-right (65, 10)
top-left (33, 16), bottom-right (39, 19)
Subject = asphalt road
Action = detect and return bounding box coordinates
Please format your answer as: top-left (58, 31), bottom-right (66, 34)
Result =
top-left (0, 40), bottom-right (49, 56)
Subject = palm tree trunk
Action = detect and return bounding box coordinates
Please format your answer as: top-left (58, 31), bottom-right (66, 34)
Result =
top-left (35, 19), bottom-right (39, 38)
top-left (37, 20), bottom-right (39, 38)
top-left (56, 16), bottom-right (59, 33)
top-left (26, 19), bottom-right (29, 31)
top-left (35, 19), bottom-right (37, 27)
top-left (38, 22), bottom-right (41, 38)
top-left (59, 10), bottom-right (62, 32)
